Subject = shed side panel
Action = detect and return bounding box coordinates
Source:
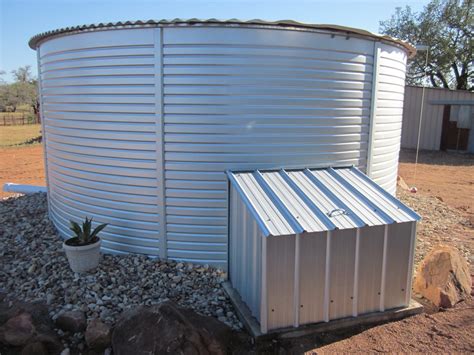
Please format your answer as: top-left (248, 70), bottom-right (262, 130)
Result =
top-left (384, 221), bottom-right (413, 309)
top-left (229, 186), bottom-right (262, 320)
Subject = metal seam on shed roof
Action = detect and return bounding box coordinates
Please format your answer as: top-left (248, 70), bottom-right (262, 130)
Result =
top-left (227, 167), bottom-right (420, 237)
top-left (28, 18), bottom-right (416, 56)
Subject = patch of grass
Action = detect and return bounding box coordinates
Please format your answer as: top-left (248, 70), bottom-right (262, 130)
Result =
top-left (0, 124), bottom-right (42, 147)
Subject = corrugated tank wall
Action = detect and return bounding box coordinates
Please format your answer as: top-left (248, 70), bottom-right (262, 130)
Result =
top-left (35, 25), bottom-right (410, 267)
top-left (162, 27), bottom-right (376, 265)
top-left (368, 43), bottom-right (407, 194)
top-left (38, 29), bottom-right (162, 256)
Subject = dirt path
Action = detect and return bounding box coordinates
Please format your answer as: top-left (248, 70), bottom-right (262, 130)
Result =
top-left (311, 300), bottom-right (474, 353)
top-left (0, 145), bottom-right (45, 199)
top-left (399, 149), bottom-right (474, 221)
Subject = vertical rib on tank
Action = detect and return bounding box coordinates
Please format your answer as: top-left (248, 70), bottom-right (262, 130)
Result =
top-left (38, 29), bottom-right (161, 256)
top-left (162, 27), bottom-right (373, 264)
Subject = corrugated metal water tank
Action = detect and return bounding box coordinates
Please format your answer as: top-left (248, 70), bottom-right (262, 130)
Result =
top-left (227, 167), bottom-right (420, 333)
top-left (30, 20), bottom-right (415, 267)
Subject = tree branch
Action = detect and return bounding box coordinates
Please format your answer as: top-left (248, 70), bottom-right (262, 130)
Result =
top-left (436, 71), bottom-right (450, 89)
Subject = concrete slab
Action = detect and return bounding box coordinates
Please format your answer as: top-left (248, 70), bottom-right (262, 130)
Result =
top-left (222, 281), bottom-right (424, 339)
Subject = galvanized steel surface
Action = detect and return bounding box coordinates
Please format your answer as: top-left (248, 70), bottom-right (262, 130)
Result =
top-left (28, 18), bottom-right (416, 56)
top-left (227, 167), bottom-right (420, 237)
top-left (228, 169), bottom-right (418, 331)
top-left (401, 86), bottom-right (474, 151)
top-left (34, 24), bottom-right (410, 266)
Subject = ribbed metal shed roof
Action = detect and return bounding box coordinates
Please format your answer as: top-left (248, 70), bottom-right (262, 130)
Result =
top-left (228, 167), bottom-right (420, 237)
top-left (28, 18), bottom-right (416, 56)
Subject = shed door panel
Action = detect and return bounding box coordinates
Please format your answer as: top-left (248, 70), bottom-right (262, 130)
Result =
top-left (358, 226), bottom-right (384, 314)
top-left (266, 236), bottom-right (295, 330)
top-left (299, 232), bottom-right (327, 324)
top-left (329, 229), bottom-right (356, 320)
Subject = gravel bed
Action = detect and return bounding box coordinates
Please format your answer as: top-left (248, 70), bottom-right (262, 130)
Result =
top-left (0, 193), bottom-right (242, 334)
top-left (1, 190), bottom-right (472, 343)
top-left (397, 188), bottom-right (473, 269)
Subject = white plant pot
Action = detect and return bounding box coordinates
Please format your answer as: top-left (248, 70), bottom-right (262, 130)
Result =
top-left (63, 238), bottom-right (101, 273)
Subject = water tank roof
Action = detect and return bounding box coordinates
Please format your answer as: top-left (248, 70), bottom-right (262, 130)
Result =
top-left (28, 18), bottom-right (416, 56)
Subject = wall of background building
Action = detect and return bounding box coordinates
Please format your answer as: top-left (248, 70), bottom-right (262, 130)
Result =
top-left (401, 86), bottom-right (474, 151)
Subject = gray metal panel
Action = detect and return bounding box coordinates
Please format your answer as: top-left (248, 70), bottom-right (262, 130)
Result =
top-left (39, 28), bottom-right (161, 256)
top-left (357, 225), bottom-right (384, 314)
top-left (299, 232), bottom-right (327, 324)
top-left (227, 167), bottom-right (420, 237)
top-left (401, 86), bottom-right (474, 151)
top-left (162, 26), bottom-right (382, 265)
top-left (329, 229), bottom-right (356, 320)
top-left (229, 186), bottom-right (262, 320)
top-left (29, 19), bottom-right (416, 56)
top-left (384, 222), bottom-right (414, 309)
top-left (266, 236), bottom-right (295, 330)
top-left (370, 44), bottom-right (407, 194)
top-left (36, 23), bottom-right (411, 267)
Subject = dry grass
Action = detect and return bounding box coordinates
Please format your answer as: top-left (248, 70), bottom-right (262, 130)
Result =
top-left (0, 124), bottom-right (42, 147)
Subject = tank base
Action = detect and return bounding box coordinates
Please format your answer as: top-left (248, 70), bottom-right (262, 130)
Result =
top-left (222, 281), bottom-right (423, 339)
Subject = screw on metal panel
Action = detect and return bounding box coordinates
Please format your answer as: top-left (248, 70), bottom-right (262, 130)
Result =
top-left (401, 288), bottom-right (405, 292)
top-left (350, 296), bottom-right (353, 300)
top-left (271, 309), bottom-right (275, 312)
top-left (330, 300), bottom-right (334, 303)
top-left (300, 305), bottom-right (303, 308)
top-left (378, 292), bottom-right (381, 295)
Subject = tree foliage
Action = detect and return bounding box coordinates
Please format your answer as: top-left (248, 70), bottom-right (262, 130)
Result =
top-left (0, 66), bottom-right (39, 115)
top-left (380, 0), bottom-right (473, 90)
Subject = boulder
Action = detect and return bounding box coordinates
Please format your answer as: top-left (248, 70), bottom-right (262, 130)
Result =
top-left (112, 301), bottom-right (235, 355)
top-left (0, 312), bottom-right (35, 346)
top-left (21, 341), bottom-right (48, 355)
top-left (0, 299), bottom-right (62, 354)
top-left (414, 245), bottom-right (472, 308)
top-left (85, 319), bottom-right (111, 350)
top-left (55, 310), bottom-right (86, 333)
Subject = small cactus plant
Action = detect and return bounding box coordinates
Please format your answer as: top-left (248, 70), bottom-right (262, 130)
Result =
top-left (67, 217), bottom-right (108, 246)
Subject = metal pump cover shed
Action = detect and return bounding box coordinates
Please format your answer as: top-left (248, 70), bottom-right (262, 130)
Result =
top-left (227, 167), bottom-right (420, 333)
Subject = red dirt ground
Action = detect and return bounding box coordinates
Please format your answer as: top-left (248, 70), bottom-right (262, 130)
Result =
top-left (0, 145), bottom-right (45, 199)
top-left (398, 149), bottom-right (474, 222)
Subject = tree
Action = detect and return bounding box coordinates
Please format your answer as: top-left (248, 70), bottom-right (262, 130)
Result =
top-left (380, 0), bottom-right (473, 91)
top-left (0, 82), bottom-right (35, 112)
top-left (0, 66), bottom-right (38, 116)
top-left (11, 65), bottom-right (34, 83)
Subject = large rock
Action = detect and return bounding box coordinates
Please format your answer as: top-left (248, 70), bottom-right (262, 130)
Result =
top-left (112, 302), bottom-right (235, 355)
top-left (85, 319), bottom-right (111, 350)
top-left (21, 341), bottom-right (48, 355)
top-left (55, 310), bottom-right (86, 333)
top-left (0, 300), bottom-right (62, 354)
top-left (0, 312), bottom-right (36, 346)
top-left (414, 245), bottom-right (472, 308)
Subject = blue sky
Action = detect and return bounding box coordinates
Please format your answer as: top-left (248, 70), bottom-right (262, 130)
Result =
top-left (1, 0), bottom-right (428, 82)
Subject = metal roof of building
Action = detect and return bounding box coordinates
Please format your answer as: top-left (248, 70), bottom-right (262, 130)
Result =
top-left (228, 167), bottom-right (420, 237)
top-left (28, 18), bottom-right (416, 56)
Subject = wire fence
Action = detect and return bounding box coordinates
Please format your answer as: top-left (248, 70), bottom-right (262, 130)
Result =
top-left (0, 113), bottom-right (40, 126)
